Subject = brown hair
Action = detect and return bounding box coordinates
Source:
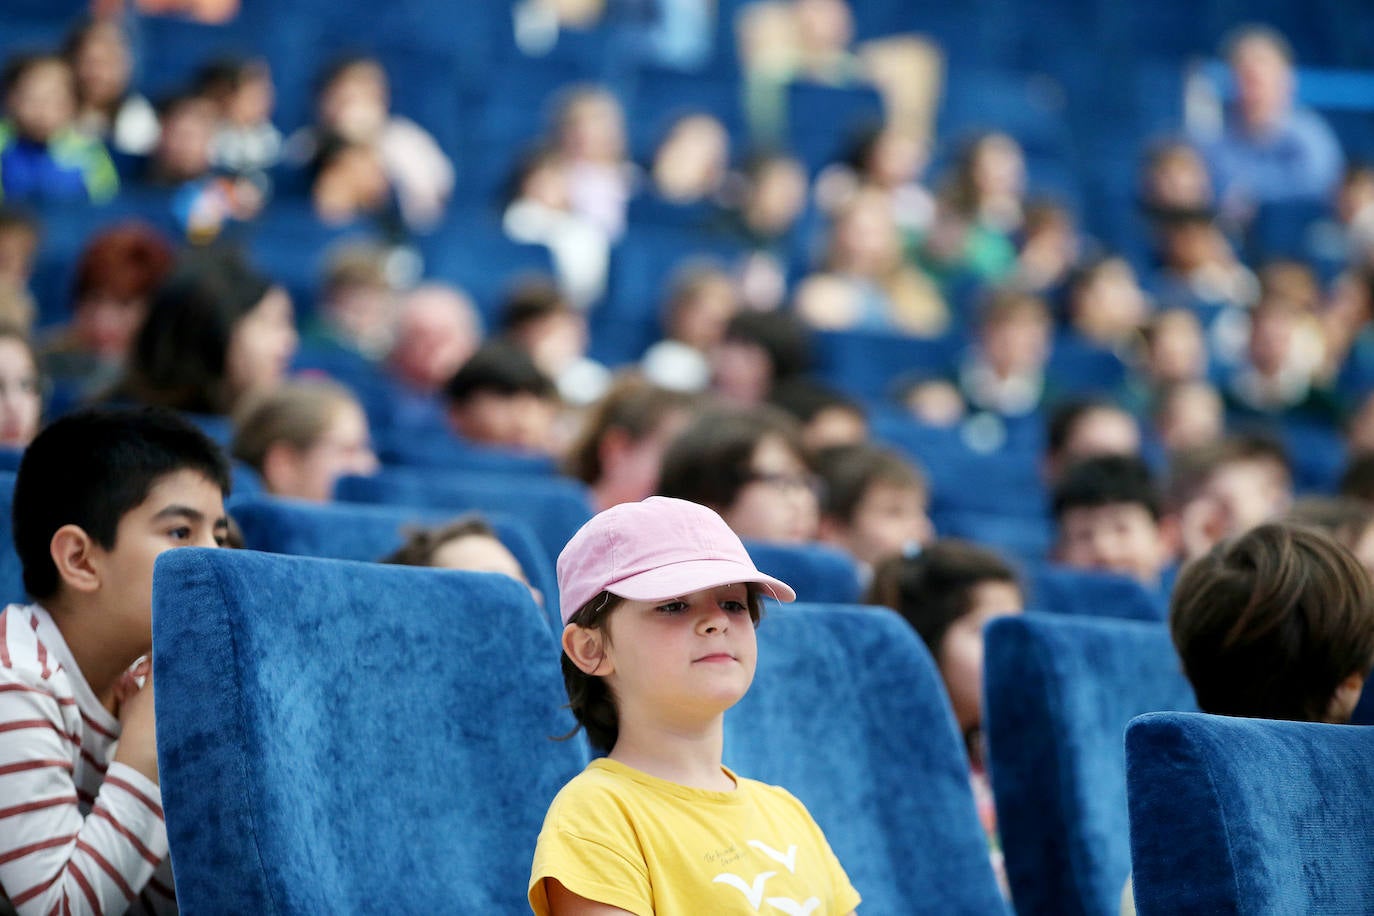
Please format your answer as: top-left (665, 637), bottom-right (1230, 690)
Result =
top-left (814, 442), bottom-right (925, 524)
top-left (867, 540), bottom-right (1019, 659)
top-left (657, 405), bottom-right (808, 512)
top-left (563, 373), bottom-right (696, 484)
top-left (230, 379), bottom-right (359, 471)
top-left (561, 587), bottom-right (765, 754)
top-left (1170, 522), bottom-right (1374, 723)
top-left (381, 514), bottom-right (500, 567)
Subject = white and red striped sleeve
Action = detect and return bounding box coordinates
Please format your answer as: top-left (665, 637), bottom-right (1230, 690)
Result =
top-left (0, 614), bottom-right (169, 915)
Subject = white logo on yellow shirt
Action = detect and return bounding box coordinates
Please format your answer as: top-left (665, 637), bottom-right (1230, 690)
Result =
top-left (714, 839), bottom-right (819, 913)
top-left (747, 840), bottom-right (798, 873)
top-left (713, 871), bottom-right (777, 909)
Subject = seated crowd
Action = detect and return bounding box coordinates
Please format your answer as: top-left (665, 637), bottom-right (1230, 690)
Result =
top-left (2, 1), bottom-right (1374, 913)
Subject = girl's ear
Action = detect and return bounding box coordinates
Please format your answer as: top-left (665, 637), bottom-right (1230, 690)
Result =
top-left (1326, 670), bottom-right (1366, 724)
top-left (562, 624), bottom-right (612, 676)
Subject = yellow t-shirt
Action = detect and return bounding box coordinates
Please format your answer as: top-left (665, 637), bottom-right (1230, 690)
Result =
top-left (529, 758), bottom-right (861, 915)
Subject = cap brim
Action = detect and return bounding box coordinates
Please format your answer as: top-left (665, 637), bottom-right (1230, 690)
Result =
top-left (606, 558), bottom-right (797, 604)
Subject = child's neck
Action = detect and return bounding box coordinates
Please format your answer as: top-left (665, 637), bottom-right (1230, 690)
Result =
top-left (43, 596), bottom-right (144, 714)
top-left (610, 715), bottom-right (735, 792)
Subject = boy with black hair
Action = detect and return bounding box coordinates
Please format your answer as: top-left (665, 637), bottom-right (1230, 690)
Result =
top-left (1052, 454), bottom-right (1175, 591)
top-left (0, 407), bottom-right (230, 914)
top-left (815, 442), bottom-right (933, 575)
top-left (444, 341), bottom-right (560, 454)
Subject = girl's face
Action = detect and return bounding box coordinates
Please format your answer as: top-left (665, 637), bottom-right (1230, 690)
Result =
top-left (561, 94), bottom-right (626, 163)
top-left (938, 581), bottom-right (1023, 737)
top-left (72, 23), bottom-right (132, 109)
top-left (226, 287), bottom-right (298, 400)
top-left (9, 61), bottom-right (77, 143)
top-left (597, 583), bottom-right (758, 728)
top-left (73, 290), bottom-right (147, 358)
top-left (723, 435), bottom-right (819, 544)
top-left (0, 337), bottom-right (41, 448)
top-left (972, 135), bottom-right (1025, 200)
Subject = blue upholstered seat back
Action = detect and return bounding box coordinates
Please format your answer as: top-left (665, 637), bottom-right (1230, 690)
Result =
top-left (151, 549), bottom-right (585, 913)
top-left (982, 614), bottom-right (1197, 916)
top-left (1126, 712), bottom-right (1374, 915)
top-left (334, 467), bottom-right (595, 566)
top-left (742, 540), bottom-right (863, 604)
top-left (0, 471), bottom-right (24, 605)
top-left (726, 604), bottom-right (1009, 915)
top-left (228, 493), bottom-right (561, 630)
top-left (1024, 566), bottom-right (1165, 622)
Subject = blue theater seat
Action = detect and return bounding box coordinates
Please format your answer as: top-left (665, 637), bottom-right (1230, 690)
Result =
top-left (727, 604), bottom-right (1009, 915)
top-left (0, 472), bottom-right (24, 605)
top-left (334, 467), bottom-right (594, 566)
top-left (1126, 712), bottom-right (1374, 915)
top-left (228, 493), bottom-right (559, 628)
top-left (151, 548), bottom-right (585, 912)
top-left (983, 614), bottom-right (1197, 916)
top-left (742, 540), bottom-right (863, 605)
top-left (784, 81), bottom-right (886, 176)
top-left (1024, 566), bottom-right (1164, 622)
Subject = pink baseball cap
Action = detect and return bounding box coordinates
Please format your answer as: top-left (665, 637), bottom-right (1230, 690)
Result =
top-left (557, 496), bottom-right (797, 625)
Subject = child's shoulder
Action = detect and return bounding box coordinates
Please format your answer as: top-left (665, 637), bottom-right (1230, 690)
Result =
top-left (0, 603), bottom-right (71, 691)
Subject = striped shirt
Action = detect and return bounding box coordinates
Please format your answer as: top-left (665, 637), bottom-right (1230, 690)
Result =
top-left (0, 604), bottom-right (175, 915)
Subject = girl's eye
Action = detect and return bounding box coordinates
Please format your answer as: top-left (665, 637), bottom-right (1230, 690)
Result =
top-left (168, 527), bottom-right (192, 542)
top-left (655, 601), bottom-right (688, 614)
top-left (722, 600), bottom-right (749, 614)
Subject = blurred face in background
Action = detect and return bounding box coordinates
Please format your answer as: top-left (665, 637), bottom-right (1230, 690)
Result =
top-left (0, 335), bottom-right (41, 448)
top-left (226, 287), bottom-right (297, 401)
top-left (8, 60), bottom-right (77, 143)
top-left (71, 21), bottom-right (133, 112)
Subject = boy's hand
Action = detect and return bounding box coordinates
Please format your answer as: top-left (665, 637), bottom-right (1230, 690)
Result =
top-left (113, 670), bottom-right (160, 785)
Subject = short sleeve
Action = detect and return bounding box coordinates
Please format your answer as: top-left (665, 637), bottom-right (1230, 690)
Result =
top-left (528, 781), bottom-right (654, 916)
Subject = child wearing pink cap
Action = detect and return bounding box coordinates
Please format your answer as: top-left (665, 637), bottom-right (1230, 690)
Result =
top-left (529, 496), bottom-right (861, 916)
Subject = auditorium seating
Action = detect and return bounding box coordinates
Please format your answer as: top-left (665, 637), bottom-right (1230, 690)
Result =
top-left (982, 614), bottom-right (1197, 916)
top-left (151, 548), bottom-right (584, 912)
top-left (228, 493), bottom-right (560, 628)
top-left (1126, 711), bottom-right (1374, 914)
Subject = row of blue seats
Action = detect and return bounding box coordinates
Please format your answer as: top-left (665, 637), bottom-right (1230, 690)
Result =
top-left (148, 547), bottom-right (1374, 913)
top-left (0, 467), bottom-right (1161, 623)
top-left (985, 612), bottom-right (1374, 915)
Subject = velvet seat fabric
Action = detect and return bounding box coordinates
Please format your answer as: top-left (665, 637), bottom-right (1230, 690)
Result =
top-left (0, 471), bottom-right (24, 604)
top-left (741, 540), bottom-right (863, 605)
top-left (151, 548), bottom-right (584, 913)
top-left (727, 603), bottom-right (1009, 915)
top-left (228, 493), bottom-right (560, 630)
top-left (334, 467), bottom-right (594, 568)
top-left (983, 614), bottom-right (1198, 916)
top-left (1126, 712), bottom-right (1374, 915)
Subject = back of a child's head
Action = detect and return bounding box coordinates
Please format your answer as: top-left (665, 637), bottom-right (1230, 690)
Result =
top-left (1171, 522), bottom-right (1374, 723)
top-left (13, 406), bottom-right (230, 599)
top-left (866, 539), bottom-right (1019, 656)
top-left (1052, 453), bottom-right (1160, 522)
